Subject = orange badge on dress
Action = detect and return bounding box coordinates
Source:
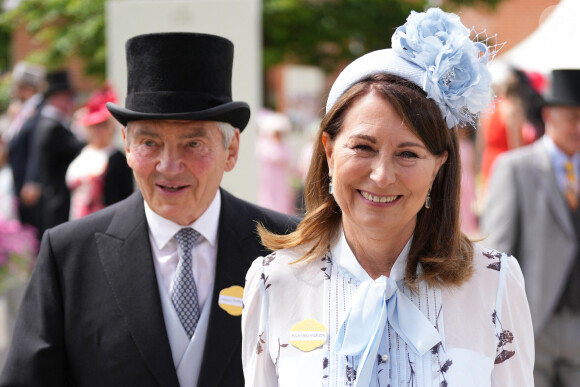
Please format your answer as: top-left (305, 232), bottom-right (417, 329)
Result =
top-left (290, 319), bottom-right (328, 352)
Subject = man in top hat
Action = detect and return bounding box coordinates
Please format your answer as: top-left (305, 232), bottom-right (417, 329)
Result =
top-left (0, 33), bottom-right (297, 387)
top-left (22, 69), bottom-right (84, 236)
top-left (481, 69), bottom-right (580, 387)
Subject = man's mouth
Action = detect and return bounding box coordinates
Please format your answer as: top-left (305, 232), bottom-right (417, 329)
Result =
top-left (159, 184), bottom-right (186, 192)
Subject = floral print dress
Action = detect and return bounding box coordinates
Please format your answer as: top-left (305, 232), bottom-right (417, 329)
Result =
top-left (242, 230), bottom-right (534, 386)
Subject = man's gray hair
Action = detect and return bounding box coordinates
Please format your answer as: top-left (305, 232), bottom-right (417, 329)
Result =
top-left (215, 121), bottom-right (236, 149)
top-left (124, 121), bottom-right (236, 149)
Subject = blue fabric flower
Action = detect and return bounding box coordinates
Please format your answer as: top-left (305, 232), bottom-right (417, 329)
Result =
top-left (392, 8), bottom-right (493, 128)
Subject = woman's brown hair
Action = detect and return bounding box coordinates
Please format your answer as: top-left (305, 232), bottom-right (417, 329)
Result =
top-left (259, 73), bottom-right (473, 287)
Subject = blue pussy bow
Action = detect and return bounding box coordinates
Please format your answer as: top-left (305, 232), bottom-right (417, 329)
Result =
top-left (335, 275), bottom-right (442, 386)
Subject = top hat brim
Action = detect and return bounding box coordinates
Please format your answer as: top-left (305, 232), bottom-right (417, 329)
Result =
top-left (106, 101), bottom-right (251, 131)
top-left (543, 94), bottom-right (580, 108)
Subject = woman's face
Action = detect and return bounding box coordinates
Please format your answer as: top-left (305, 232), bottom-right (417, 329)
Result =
top-left (323, 92), bottom-right (447, 238)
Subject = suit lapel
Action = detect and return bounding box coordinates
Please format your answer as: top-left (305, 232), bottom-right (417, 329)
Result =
top-left (198, 189), bottom-right (260, 385)
top-left (95, 193), bottom-right (180, 387)
top-left (532, 141), bottom-right (574, 238)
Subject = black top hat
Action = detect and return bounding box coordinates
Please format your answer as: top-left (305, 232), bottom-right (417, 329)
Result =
top-left (45, 70), bottom-right (73, 97)
top-left (106, 32), bottom-right (250, 131)
top-left (544, 69), bottom-right (580, 107)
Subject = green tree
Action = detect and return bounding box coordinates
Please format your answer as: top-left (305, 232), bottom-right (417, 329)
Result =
top-left (0, 0), bottom-right (106, 81)
top-left (263, 0), bottom-right (503, 73)
top-left (0, 0), bottom-right (502, 80)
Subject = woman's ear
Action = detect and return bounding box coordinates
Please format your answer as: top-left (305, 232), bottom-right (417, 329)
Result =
top-left (322, 132), bottom-right (334, 175)
top-left (431, 150), bottom-right (448, 183)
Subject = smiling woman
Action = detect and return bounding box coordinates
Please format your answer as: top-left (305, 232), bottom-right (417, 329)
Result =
top-left (242, 7), bottom-right (534, 387)
top-left (321, 83), bottom-right (448, 278)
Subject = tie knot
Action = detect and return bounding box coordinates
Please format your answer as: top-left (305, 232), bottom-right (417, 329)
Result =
top-left (175, 228), bottom-right (201, 252)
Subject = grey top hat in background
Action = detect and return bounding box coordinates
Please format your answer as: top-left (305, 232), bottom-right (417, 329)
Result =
top-left (544, 69), bottom-right (580, 107)
top-left (12, 61), bottom-right (46, 89)
top-left (106, 32), bottom-right (251, 131)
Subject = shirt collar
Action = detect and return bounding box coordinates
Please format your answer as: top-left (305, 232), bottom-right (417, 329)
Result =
top-left (22, 93), bottom-right (42, 109)
top-left (145, 190), bottom-right (221, 250)
top-left (41, 104), bottom-right (71, 127)
top-left (330, 226), bottom-right (411, 282)
top-left (544, 135), bottom-right (580, 167)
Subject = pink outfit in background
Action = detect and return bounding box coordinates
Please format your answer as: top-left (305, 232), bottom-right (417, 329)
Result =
top-left (459, 138), bottom-right (478, 236)
top-left (256, 135), bottom-right (295, 215)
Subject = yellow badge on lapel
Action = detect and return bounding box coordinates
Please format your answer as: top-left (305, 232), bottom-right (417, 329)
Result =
top-left (290, 319), bottom-right (327, 351)
top-left (218, 285), bottom-right (244, 316)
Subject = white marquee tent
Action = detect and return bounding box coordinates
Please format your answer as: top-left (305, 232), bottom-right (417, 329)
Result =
top-left (495, 0), bottom-right (580, 75)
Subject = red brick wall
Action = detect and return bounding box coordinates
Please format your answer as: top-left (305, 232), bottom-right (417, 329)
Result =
top-left (458, 0), bottom-right (561, 55)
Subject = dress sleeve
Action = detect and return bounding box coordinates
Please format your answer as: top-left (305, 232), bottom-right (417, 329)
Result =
top-left (242, 256), bottom-right (278, 386)
top-left (491, 254), bottom-right (534, 386)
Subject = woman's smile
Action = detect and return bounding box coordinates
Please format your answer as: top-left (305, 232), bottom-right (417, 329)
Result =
top-left (359, 190), bottom-right (399, 204)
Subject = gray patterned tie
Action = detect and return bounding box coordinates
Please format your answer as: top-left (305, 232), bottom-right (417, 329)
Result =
top-left (172, 228), bottom-right (201, 339)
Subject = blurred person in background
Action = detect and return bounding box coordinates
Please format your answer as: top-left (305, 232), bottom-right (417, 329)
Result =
top-left (478, 67), bottom-right (544, 191)
top-left (481, 69), bottom-right (580, 387)
top-left (458, 125), bottom-right (479, 237)
top-left (0, 135), bottom-right (15, 220)
top-left (26, 70), bottom-right (84, 236)
top-left (295, 117), bottom-right (320, 215)
top-left (66, 84), bottom-right (133, 220)
top-left (5, 62), bottom-right (46, 229)
top-left (243, 8), bottom-right (533, 386)
top-left (3, 62), bottom-right (45, 143)
top-left (256, 109), bottom-right (296, 215)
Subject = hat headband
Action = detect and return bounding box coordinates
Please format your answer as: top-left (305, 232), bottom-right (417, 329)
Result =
top-left (326, 8), bottom-right (496, 129)
top-left (126, 91), bottom-right (231, 114)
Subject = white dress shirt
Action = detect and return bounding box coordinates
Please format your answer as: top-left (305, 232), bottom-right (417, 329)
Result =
top-left (145, 191), bottom-right (220, 310)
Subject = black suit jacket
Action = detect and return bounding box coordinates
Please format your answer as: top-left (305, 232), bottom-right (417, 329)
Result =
top-left (8, 106), bottom-right (44, 229)
top-left (33, 114), bottom-right (84, 234)
top-left (0, 189), bottom-right (298, 386)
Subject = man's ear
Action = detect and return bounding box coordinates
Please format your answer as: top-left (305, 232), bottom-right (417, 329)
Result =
top-left (122, 127), bottom-right (129, 154)
top-left (224, 129), bottom-right (240, 172)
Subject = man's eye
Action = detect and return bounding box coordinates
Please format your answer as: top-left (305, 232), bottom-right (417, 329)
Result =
top-left (189, 141), bottom-right (200, 148)
top-left (144, 140), bottom-right (156, 147)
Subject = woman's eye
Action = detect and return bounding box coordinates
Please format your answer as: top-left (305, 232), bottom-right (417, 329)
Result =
top-left (354, 144), bottom-right (373, 151)
top-left (399, 150), bottom-right (418, 158)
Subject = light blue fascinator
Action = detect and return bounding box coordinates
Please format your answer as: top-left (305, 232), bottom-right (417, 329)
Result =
top-left (326, 8), bottom-right (495, 129)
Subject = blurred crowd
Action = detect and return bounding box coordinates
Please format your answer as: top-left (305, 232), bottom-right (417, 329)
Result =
top-left (0, 61), bottom-right (550, 240)
top-left (0, 62), bottom-right (134, 245)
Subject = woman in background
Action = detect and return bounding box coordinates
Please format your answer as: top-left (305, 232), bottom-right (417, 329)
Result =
top-left (66, 85), bottom-right (133, 219)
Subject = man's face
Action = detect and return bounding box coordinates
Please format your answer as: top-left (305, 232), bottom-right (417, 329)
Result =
top-left (124, 120), bottom-right (239, 225)
top-left (545, 106), bottom-right (580, 157)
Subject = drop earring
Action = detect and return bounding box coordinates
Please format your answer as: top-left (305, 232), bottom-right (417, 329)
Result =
top-left (425, 188), bottom-right (431, 209)
top-left (329, 175), bottom-right (333, 195)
